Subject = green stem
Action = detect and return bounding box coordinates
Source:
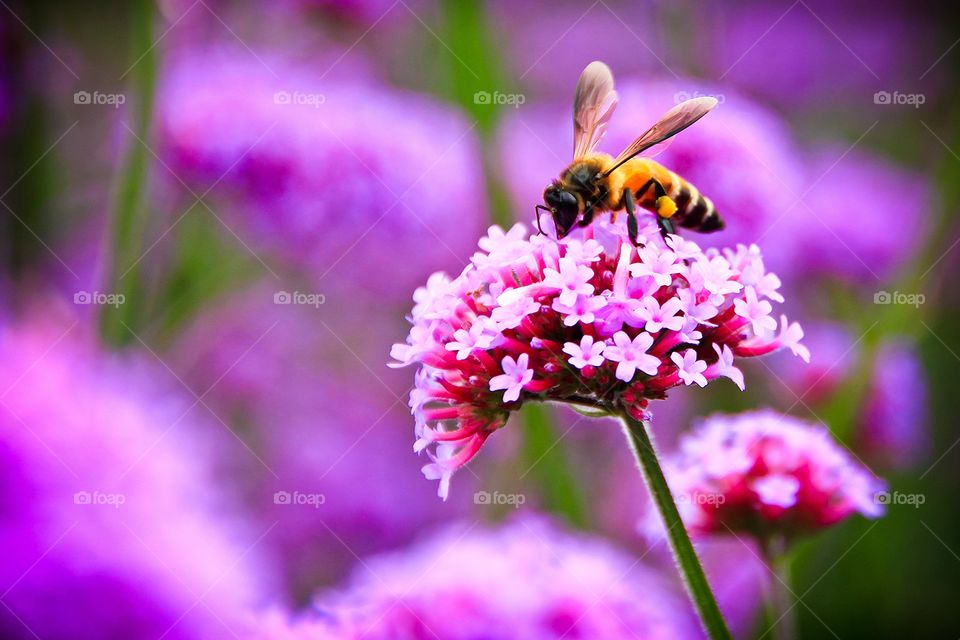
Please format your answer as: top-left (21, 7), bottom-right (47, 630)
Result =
top-left (519, 403), bottom-right (588, 528)
top-left (618, 410), bottom-right (733, 640)
top-left (761, 536), bottom-right (796, 640)
top-left (100, 0), bottom-right (157, 345)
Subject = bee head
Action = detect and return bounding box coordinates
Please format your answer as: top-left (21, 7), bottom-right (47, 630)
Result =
top-left (543, 183), bottom-right (581, 238)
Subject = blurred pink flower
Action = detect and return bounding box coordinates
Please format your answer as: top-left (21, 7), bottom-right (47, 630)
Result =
top-left (789, 145), bottom-right (932, 285)
top-left (167, 283), bottom-right (467, 598)
top-left (156, 47), bottom-right (486, 298)
top-left (699, 1), bottom-right (941, 114)
top-left (392, 218), bottom-right (807, 498)
top-left (658, 410), bottom-right (886, 538)
top-left (858, 340), bottom-right (929, 470)
top-left (489, 2), bottom-right (667, 101)
top-left (768, 319), bottom-right (857, 404)
top-left (302, 517), bottom-right (702, 639)
top-left (0, 310), bottom-right (273, 639)
top-left (767, 322), bottom-right (930, 471)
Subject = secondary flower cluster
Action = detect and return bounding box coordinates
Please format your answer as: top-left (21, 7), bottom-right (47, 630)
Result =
top-left (392, 218), bottom-right (808, 498)
top-left (307, 518), bottom-right (700, 639)
top-left (660, 410), bottom-right (886, 538)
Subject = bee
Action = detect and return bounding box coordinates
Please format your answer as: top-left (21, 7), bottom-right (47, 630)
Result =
top-left (536, 61), bottom-right (724, 245)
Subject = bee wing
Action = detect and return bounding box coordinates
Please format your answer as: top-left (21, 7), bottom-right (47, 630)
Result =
top-left (573, 61), bottom-right (619, 160)
top-left (603, 96), bottom-right (717, 176)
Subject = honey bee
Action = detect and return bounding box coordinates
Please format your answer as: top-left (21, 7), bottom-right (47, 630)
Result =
top-left (536, 61), bottom-right (724, 245)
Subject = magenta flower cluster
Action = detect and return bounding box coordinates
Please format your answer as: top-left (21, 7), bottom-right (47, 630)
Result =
top-left (660, 410), bottom-right (886, 537)
top-left (392, 218), bottom-right (809, 498)
top-left (292, 518), bottom-right (700, 640)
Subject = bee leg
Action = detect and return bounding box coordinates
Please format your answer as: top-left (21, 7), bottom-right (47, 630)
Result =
top-left (577, 207), bottom-right (596, 227)
top-left (636, 179), bottom-right (676, 240)
top-left (658, 216), bottom-right (675, 238)
top-left (622, 190), bottom-right (642, 247)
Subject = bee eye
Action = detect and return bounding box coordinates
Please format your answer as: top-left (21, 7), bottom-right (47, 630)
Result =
top-left (553, 191), bottom-right (572, 207)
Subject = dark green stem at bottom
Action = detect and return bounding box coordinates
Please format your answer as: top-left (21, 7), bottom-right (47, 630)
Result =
top-left (618, 409), bottom-right (733, 640)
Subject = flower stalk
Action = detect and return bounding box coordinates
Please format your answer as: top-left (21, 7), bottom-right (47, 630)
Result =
top-left (761, 536), bottom-right (796, 640)
top-left (619, 408), bottom-right (733, 640)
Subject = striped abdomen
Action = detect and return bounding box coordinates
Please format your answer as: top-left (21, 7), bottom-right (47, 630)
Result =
top-left (621, 158), bottom-right (724, 232)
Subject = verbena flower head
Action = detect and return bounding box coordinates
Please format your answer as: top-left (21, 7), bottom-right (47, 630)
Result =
top-left (392, 218), bottom-right (808, 498)
top-left (659, 410), bottom-right (886, 539)
top-left (302, 517), bottom-right (700, 639)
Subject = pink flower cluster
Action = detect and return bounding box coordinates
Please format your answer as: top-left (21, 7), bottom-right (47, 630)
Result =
top-left (660, 410), bottom-right (886, 537)
top-left (305, 517), bottom-right (700, 639)
top-left (392, 218), bottom-right (809, 499)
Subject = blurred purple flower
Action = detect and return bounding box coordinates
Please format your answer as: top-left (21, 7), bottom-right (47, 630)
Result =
top-left (0, 309), bottom-right (273, 639)
top-left (768, 319), bottom-right (857, 405)
top-left (167, 284), bottom-right (468, 598)
top-left (283, 0), bottom-right (409, 23)
top-left (699, 1), bottom-right (938, 114)
top-left (305, 517), bottom-right (702, 639)
top-left (497, 78), bottom-right (806, 274)
top-left (155, 47), bottom-right (486, 298)
top-left (858, 339), bottom-right (929, 470)
top-left (789, 145), bottom-right (931, 286)
top-left (767, 321), bottom-right (930, 471)
top-left (489, 2), bottom-right (667, 101)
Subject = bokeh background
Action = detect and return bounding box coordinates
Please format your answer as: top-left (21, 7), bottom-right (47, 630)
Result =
top-left (1, 0), bottom-right (958, 638)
